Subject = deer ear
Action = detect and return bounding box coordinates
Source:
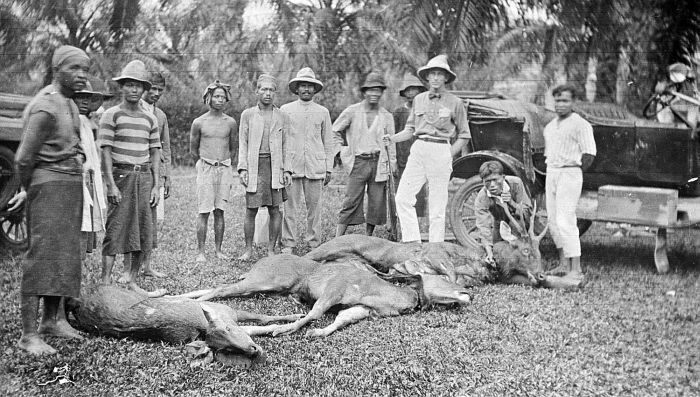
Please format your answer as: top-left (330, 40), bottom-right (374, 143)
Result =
top-left (200, 302), bottom-right (224, 329)
top-left (499, 221), bottom-right (518, 243)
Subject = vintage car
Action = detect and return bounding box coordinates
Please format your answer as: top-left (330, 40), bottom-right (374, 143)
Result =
top-left (447, 89), bottom-right (700, 273)
top-left (0, 93), bottom-right (30, 247)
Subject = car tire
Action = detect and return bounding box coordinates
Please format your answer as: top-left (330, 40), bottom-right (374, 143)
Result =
top-left (448, 175), bottom-right (591, 246)
top-left (0, 146), bottom-right (20, 210)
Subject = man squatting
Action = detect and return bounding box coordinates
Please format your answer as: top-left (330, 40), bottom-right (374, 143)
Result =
top-left (190, 80), bottom-right (238, 262)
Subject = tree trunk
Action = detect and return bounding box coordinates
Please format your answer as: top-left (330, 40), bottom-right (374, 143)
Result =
top-left (615, 46), bottom-right (631, 105)
top-left (585, 56), bottom-right (598, 102)
top-left (534, 26), bottom-right (558, 106)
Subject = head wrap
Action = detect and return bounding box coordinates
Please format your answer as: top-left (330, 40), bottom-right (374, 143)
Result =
top-left (149, 71), bottom-right (166, 87)
top-left (202, 80), bottom-right (232, 104)
top-left (256, 74), bottom-right (277, 90)
top-left (52, 45), bottom-right (89, 69)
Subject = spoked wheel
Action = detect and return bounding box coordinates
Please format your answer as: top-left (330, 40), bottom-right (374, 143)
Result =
top-left (0, 146), bottom-right (20, 210)
top-left (0, 208), bottom-right (27, 248)
top-left (448, 176), bottom-right (489, 249)
top-left (642, 92), bottom-right (675, 118)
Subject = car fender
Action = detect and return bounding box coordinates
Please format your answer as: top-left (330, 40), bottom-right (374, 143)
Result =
top-left (451, 150), bottom-right (540, 197)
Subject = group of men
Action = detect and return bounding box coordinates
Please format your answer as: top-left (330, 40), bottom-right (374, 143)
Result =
top-left (14, 45), bottom-right (597, 356)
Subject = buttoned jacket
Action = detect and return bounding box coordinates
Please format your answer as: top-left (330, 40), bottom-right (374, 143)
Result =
top-left (280, 99), bottom-right (334, 179)
top-left (237, 104), bottom-right (289, 192)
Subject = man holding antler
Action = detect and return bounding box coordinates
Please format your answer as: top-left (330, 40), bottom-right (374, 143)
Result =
top-left (474, 161), bottom-right (532, 263)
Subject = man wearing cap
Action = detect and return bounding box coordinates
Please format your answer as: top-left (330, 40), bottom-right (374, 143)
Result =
top-left (99, 60), bottom-right (162, 294)
top-left (133, 70), bottom-right (172, 277)
top-left (333, 72), bottom-right (396, 237)
top-left (15, 45), bottom-right (89, 355)
top-left (385, 55), bottom-right (470, 243)
top-left (238, 74), bottom-right (292, 260)
top-left (280, 67), bottom-right (334, 252)
top-left (190, 80), bottom-right (238, 262)
top-left (393, 73), bottom-right (427, 218)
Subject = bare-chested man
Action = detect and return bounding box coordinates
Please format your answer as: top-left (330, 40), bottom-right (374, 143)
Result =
top-left (190, 81), bottom-right (238, 262)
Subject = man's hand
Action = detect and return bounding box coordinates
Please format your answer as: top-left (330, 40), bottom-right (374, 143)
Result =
top-left (581, 154), bottom-right (596, 172)
top-left (107, 184), bottom-right (122, 205)
top-left (163, 176), bottom-right (171, 199)
top-left (500, 191), bottom-right (512, 203)
top-left (7, 190), bottom-right (26, 212)
top-left (324, 171), bottom-right (332, 186)
top-left (150, 186), bottom-right (160, 207)
top-left (282, 171), bottom-right (292, 187)
top-left (239, 170), bottom-right (248, 187)
top-left (382, 134), bottom-right (393, 145)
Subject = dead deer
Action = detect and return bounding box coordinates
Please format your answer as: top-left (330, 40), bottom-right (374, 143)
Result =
top-left (177, 254), bottom-right (472, 337)
top-left (305, 202), bottom-right (583, 289)
top-left (67, 285), bottom-right (302, 367)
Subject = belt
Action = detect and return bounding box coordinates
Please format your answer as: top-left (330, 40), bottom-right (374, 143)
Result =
top-left (258, 153), bottom-right (271, 158)
top-left (113, 163), bottom-right (151, 172)
top-left (355, 152), bottom-right (380, 159)
top-left (36, 156), bottom-right (84, 174)
top-left (202, 159), bottom-right (229, 166)
top-left (549, 165), bottom-right (581, 169)
top-left (417, 136), bottom-right (449, 144)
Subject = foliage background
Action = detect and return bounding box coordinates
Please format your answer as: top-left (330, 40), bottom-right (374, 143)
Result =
top-left (1, 0), bottom-right (699, 165)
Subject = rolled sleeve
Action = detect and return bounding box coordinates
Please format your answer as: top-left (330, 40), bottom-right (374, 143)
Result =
top-left (454, 100), bottom-right (471, 140)
top-left (237, 110), bottom-right (250, 172)
top-left (579, 121), bottom-right (596, 156)
top-left (98, 111), bottom-right (116, 148)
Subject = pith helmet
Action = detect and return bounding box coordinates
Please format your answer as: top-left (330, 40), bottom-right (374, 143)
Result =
top-left (360, 72), bottom-right (387, 92)
top-left (417, 55), bottom-right (457, 84)
top-left (289, 67), bottom-right (324, 94)
top-left (398, 74), bottom-right (427, 97)
top-left (113, 60), bottom-right (152, 90)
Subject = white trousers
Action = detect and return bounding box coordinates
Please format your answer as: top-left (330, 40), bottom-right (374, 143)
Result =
top-left (545, 167), bottom-right (582, 257)
top-left (282, 177), bottom-right (323, 247)
top-left (395, 140), bottom-right (452, 242)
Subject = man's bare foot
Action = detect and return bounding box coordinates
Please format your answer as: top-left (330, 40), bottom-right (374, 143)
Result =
top-left (117, 271), bottom-right (132, 284)
top-left (215, 251), bottom-right (230, 260)
top-left (38, 320), bottom-right (84, 340)
top-left (238, 250), bottom-right (253, 261)
top-left (17, 334), bottom-right (57, 355)
top-left (142, 268), bottom-right (167, 278)
top-left (196, 253), bottom-right (207, 263)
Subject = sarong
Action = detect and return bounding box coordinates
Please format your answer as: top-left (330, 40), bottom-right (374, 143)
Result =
top-left (21, 174), bottom-right (83, 297)
top-left (246, 154), bottom-right (287, 208)
top-left (102, 167), bottom-right (154, 255)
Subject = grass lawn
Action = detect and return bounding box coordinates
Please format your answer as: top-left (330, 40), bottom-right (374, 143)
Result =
top-left (1, 168), bottom-right (699, 396)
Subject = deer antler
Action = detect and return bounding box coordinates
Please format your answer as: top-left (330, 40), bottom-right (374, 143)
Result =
top-left (498, 199), bottom-right (527, 236)
top-left (529, 202), bottom-right (548, 242)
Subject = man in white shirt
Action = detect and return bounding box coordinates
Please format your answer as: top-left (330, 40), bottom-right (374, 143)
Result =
top-left (543, 84), bottom-right (596, 277)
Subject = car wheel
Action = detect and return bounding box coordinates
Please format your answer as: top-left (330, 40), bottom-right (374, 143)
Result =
top-left (0, 146), bottom-right (20, 210)
top-left (0, 208), bottom-right (27, 248)
top-left (448, 176), bottom-right (483, 249)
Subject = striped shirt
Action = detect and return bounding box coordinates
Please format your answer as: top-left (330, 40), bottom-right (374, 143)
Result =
top-left (99, 104), bottom-right (161, 165)
top-left (543, 112), bottom-right (596, 167)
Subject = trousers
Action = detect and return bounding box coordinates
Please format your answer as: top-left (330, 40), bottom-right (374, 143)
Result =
top-left (545, 166), bottom-right (582, 257)
top-left (282, 177), bottom-right (323, 247)
top-left (395, 140), bottom-right (452, 242)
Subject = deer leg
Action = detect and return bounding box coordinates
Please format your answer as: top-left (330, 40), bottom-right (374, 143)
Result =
top-left (235, 310), bottom-right (304, 324)
top-left (306, 306), bottom-right (371, 338)
top-left (239, 324), bottom-right (290, 336)
top-left (271, 299), bottom-right (335, 336)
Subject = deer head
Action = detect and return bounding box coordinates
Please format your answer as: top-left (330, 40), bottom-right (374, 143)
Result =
top-left (200, 302), bottom-right (265, 364)
top-left (492, 202), bottom-right (548, 285)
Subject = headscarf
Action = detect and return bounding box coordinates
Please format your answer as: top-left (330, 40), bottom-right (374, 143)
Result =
top-left (256, 74), bottom-right (277, 89)
top-left (202, 80), bottom-right (232, 104)
top-left (52, 45), bottom-right (89, 69)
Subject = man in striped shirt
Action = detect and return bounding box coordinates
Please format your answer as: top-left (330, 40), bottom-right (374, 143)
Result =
top-left (99, 60), bottom-right (162, 294)
top-left (543, 84), bottom-right (596, 277)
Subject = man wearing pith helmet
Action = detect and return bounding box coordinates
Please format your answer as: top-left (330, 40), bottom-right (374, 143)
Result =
top-left (280, 67), bottom-right (334, 253)
top-left (385, 55), bottom-right (471, 243)
top-left (99, 60), bottom-right (162, 295)
top-left (333, 71), bottom-right (396, 238)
